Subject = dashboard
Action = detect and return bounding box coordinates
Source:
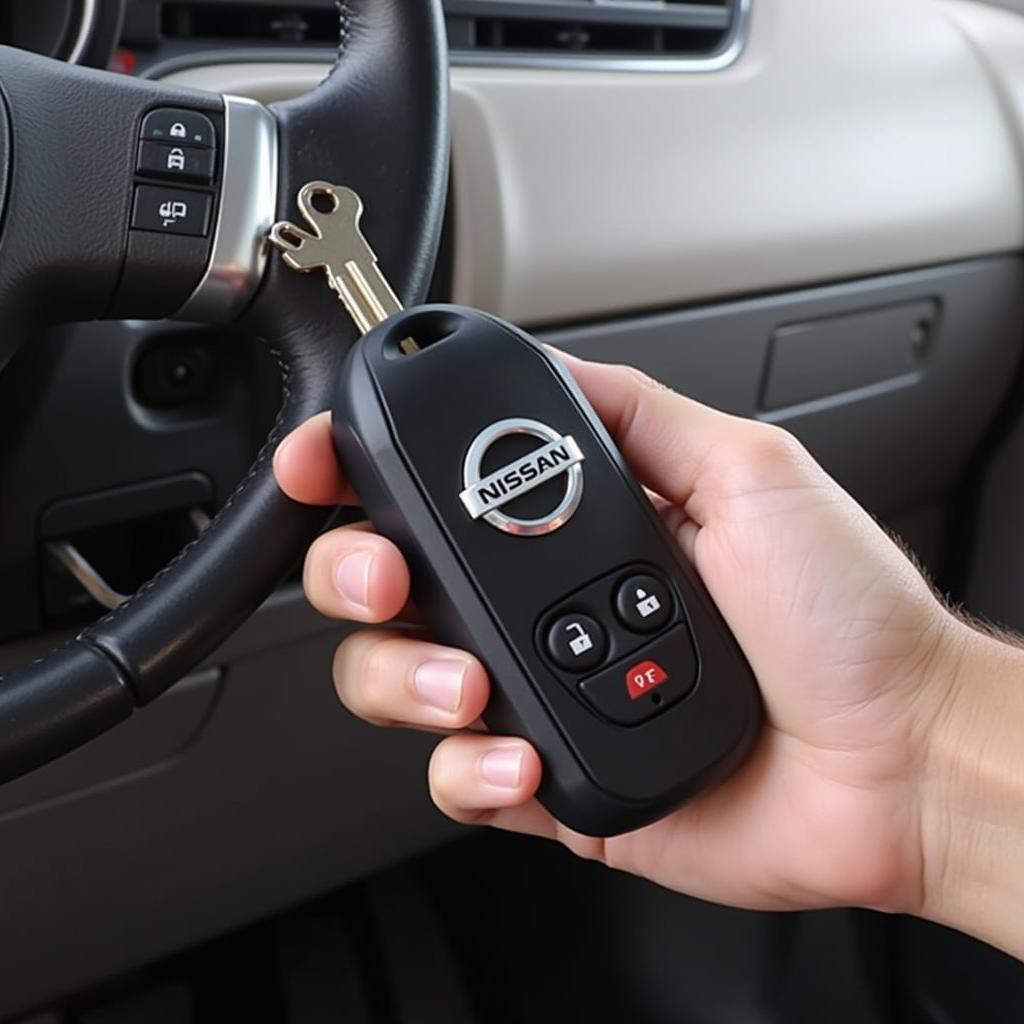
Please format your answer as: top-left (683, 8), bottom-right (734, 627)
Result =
top-left (4, 0), bottom-right (1024, 1017)
top-left (140, 0), bottom-right (1024, 326)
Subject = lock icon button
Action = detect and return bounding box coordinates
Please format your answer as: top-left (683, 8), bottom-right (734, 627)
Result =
top-left (614, 573), bottom-right (672, 633)
top-left (546, 613), bottom-right (607, 672)
top-left (141, 108), bottom-right (217, 149)
top-left (634, 588), bottom-right (661, 619)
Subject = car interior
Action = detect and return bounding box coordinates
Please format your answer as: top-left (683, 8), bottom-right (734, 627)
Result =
top-left (4, 0), bottom-right (1024, 1019)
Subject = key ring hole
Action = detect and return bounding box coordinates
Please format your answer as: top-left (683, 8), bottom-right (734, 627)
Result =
top-left (380, 308), bottom-right (468, 360)
top-left (277, 227), bottom-right (305, 247)
top-left (310, 189), bottom-right (338, 215)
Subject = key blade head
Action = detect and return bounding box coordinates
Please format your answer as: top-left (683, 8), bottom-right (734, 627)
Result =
top-left (268, 220), bottom-right (312, 252)
top-left (296, 181), bottom-right (364, 233)
top-left (268, 218), bottom-right (335, 275)
top-left (269, 182), bottom-right (369, 273)
top-left (269, 219), bottom-right (320, 266)
top-left (266, 180), bottom-right (404, 335)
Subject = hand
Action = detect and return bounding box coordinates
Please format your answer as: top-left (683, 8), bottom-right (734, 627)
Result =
top-left (273, 353), bottom-right (965, 919)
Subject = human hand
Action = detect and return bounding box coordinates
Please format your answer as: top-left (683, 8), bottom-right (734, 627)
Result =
top-left (273, 353), bottom-right (969, 921)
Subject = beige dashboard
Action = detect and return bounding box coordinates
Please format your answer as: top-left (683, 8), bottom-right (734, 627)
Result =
top-left (163, 0), bottom-right (1024, 329)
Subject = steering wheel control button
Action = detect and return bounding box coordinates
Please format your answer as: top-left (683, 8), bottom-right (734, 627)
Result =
top-left (579, 625), bottom-right (697, 726)
top-left (132, 186), bottom-right (212, 237)
top-left (614, 572), bottom-right (672, 633)
top-left (546, 613), bottom-right (607, 672)
top-left (137, 141), bottom-right (215, 184)
top-left (141, 108), bottom-right (216, 148)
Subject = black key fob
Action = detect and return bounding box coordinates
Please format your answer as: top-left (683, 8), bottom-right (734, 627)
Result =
top-left (333, 304), bottom-right (762, 836)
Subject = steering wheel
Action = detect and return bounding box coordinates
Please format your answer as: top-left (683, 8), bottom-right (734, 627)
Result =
top-left (0, 1), bottom-right (449, 781)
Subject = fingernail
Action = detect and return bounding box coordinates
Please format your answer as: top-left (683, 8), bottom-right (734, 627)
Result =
top-left (545, 344), bottom-right (576, 361)
top-left (413, 659), bottom-right (466, 713)
top-left (478, 746), bottom-right (523, 789)
top-left (335, 550), bottom-right (374, 608)
top-left (272, 433), bottom-right (292, 469)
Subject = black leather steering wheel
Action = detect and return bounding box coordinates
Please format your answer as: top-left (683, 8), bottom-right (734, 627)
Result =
top-left (0, 1), bottom-right (449, 781)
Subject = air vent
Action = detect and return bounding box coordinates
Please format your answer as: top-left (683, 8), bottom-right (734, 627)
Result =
top-left (445, 0), bottom-right (746, 69)
top-left (161, 4), bottom-right (339, 45)
top-left (155, 0), bottom-right (746, 71)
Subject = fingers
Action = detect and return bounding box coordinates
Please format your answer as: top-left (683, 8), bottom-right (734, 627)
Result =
top-left (334, 630), bottom-right (490, 729)
top-left (304, 523), bottom-right (411, 622)
top-left (659, 502), bottom-right (699, 564)
top-left (425, 735), bottom-right (612, 863)
top-left (275, 359), bottom-right (810, 540)
top-left (332, 627), bottom-right (615, 857)
top-left (333, 629), bottom-right (603, 854)
top-left (274, 358), bottom-right (808, 527)
top-left (274, 411), bottom-right (357, 506)
top-left (427, 734), bottom-right (543, 823)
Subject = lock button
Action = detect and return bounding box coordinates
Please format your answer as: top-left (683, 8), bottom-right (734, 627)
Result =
top-left (545, 613), bottom-right (607, 672)
top-left (137, 141), bottom-right (215, 184)
top-left (613, 573), bottom-right (672, 634)
top-left (140, 108), bottom-right (216, 149)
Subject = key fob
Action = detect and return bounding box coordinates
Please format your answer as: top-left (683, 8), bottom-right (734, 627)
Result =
top-left (332, 304), bottom-right (762, 836)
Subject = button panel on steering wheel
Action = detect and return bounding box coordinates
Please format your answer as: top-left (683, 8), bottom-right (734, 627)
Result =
top-left (0, 0), bottom-right (450, 787)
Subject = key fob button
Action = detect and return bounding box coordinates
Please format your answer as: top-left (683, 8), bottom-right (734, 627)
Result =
top-left (614, 573), bottom-right (673, 633)
top-left (545, 613), bottom-right (607, 672)
top-left (579, 624), bottom-right (698, 726)
top-left (141, 108), bottom-right (217, 148)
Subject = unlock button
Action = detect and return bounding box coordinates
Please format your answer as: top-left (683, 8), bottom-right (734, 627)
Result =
top-left (545, 613), bottom-right (608, 672)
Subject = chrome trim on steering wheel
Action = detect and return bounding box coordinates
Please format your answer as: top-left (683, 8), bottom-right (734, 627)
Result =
top-left (175, 95), bottom-right (278, 324)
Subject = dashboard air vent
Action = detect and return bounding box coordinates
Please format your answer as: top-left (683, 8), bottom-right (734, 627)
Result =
top-left (153, 0), bottom-right (746, 70)
top-left (161, 4), bottom-right (338, 44)
top-left (444, 0), bottom-right (745, 68)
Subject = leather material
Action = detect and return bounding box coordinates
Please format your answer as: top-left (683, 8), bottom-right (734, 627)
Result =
top-left (0, 83), bottom-right (9, 256)
top-left (0, 641), bottom-right (133, 782)
top-left (0, 0), bottom-right (448, 779)
top-left (82, 0), bottom-right (449, 703)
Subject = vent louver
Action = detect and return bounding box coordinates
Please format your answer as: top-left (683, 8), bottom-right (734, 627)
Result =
top-left (160, 4), bottom-right (339, 44)
top-left (445, 0), bottom-right (744, 68)
top-left (155, 0), bottom-right (747, 71)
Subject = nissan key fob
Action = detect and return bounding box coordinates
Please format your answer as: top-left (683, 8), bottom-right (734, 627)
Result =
top-left (332, 304), bottom-right (762, 837)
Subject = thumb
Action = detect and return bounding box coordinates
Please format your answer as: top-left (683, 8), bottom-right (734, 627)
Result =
top-left (556, 352), bottom-right (780, 515)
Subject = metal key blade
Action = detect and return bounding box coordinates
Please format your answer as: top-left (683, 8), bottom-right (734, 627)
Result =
top-left (268, 181), bottom-right (417, 348)
top-left (332, 256), bottom-right (401, 335)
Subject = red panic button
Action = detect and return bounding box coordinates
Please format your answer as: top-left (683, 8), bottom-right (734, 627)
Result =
top-left (625, 660), bottom-right (669, 700)
top-left (579, 625), bottom-right (695, 725)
